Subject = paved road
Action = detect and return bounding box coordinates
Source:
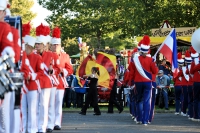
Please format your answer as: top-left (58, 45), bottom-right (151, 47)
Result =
top-left (53, 112), bottom-right (200, 133)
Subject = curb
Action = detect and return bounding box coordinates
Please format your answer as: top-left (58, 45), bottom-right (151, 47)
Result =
top-left (63, 110), bottom-right (175, 113)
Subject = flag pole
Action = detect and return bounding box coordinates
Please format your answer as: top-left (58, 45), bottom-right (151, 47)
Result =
top-left (153, 28), bottom-right (175, 59)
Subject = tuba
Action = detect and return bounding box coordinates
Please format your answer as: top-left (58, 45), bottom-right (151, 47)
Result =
top-left (191, 28), bottom-right (200, 53)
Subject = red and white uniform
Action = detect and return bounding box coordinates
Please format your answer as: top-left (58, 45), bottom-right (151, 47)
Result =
top-left (24, 52), bottom-right (44, 91)
top-left (47, 51), bottom-right (60, 130)
top-left (130, 56), bottom-right (157, 82)
top-left (0, 22), bottom-right (15, 133)
top-left (56, 52), bottom-right (73, 89)
top-left (37, 51), bottom-right (54, 132)
top-left (0, 22), bottom-right (14, 55)
top-left (23, 52), bottom-right (43, 133)
top-left (128, 62), bottom-right (135, 86)
top-left (54, 52), bottom-right (73, 128)
top-left (38, 51), bottom-right (54, 88)
top-left (9, 27), bottom-right (22, 133)
top-left (11, 27), bottom-right (21, 63)
top-left (129, 55), bottom-right (158, 124)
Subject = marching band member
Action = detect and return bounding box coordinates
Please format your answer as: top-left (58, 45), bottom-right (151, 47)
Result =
top-left (5, 4), bottom-right (22, 133)
top-left (20, 22), bottom-right (33, 133)
top-left (47, 27), bottom-right (73, 131)
top-left (129, 35), bottom-right (158, 126)
top-left (23, 34), bottom-right (44, 133)
top-left (35, 24), bottom-right (54, 133)
top-left (185, 49), bottom-right (195, 119)
top-left (0, 1), bottom-right (15, 132)
top-left (181, 51), bottom-right (191, 116)
top-left (190, 47), bottom-right (200, 121)
top-left (127, 48), bottom-right (138, 120)
top-left (147, 50), bottom-right (158, 124)
top-left (173, 52), bottom-right (184, 115)
top-left (47, 35), bottom-right (60, 133)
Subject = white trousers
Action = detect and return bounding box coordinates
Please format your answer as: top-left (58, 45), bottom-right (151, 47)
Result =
top-left (12, 109), bottom-right (21, 133)
top-left (21, 93), bottom-right (27, 133)
top-left (9, 92), bottom-right (21, 133)
top-left (38, 88), bottom-right (51, 132)
top-left (47, 87), bottom-right (56, 129)
top-left (54, 89), bottom-right (65, 127)
top-left (24, 90), bottom-right (38, 133)
top-left (0, 92), bottom-right (13, 133)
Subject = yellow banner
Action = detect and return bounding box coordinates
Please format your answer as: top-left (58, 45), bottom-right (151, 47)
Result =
top-left (151, 27), bottom-right (196, 37)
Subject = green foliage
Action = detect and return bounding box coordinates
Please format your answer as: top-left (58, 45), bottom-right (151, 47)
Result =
top-left (10, 0), bottom-right (36, 24)
top-left (62, 37), bottom-right (79, 55)
top-left (38, 0), bottom-right (200, 54)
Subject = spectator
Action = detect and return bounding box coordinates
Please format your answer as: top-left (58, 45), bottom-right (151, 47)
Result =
top-left (158, 59), bottom-right (171, 76)
top-left (63, 74), bottom-right (76, 108)
top-left (156, 70), bottom-right (169, 110)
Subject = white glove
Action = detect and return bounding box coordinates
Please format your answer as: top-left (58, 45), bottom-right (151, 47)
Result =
top-left (1, 46), bottom-right (15, 57)
top-left (130, 85), bottom-right (135, 89)
top-left (152, 55), bottom-right (156, 62)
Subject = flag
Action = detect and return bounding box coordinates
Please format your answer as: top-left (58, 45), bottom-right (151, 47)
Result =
top-left (96, 52), bottom-right (116, 90)
top-left (76, 55), bottom-right (95, 87)
top-left (76, 54), bottom-right (111, 89)
top-left (153, 28), bottom-right (178, 77)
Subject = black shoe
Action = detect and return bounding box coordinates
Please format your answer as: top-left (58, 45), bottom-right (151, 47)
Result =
top-left (107, 111), bottom-right (114, 114)
top-left (119, 108), bottom-right (123, 114)
top-left (93, 113), bottom-right (101, 115)
top-left (46, 128), bottom-right (53, 132)
top-left (165, 108), bottom-right (169, 110)
top-left (79, 112), bottom-right (86, 115)
top-left (54, 125), bottom-right (61, 130)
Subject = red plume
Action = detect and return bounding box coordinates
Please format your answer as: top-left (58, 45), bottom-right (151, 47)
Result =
top-left (44, 26), bottom-right (50, 36)
top-left (22, 22), bottom-right (31, 37)
top-left (177, 52), bottom-right (182, 59)
top-left (7, 4), bottom-right (10, 8)
top-left (52, 27), bottom-right (61, 38)
top-left (142, 35), bottom-right (150, 46)
top-left (190, 46), bottom-right (197, 54)
top-left (185, 50), bottom-right (191, 58)
top-left (36, 23), bottom-right (46, 36)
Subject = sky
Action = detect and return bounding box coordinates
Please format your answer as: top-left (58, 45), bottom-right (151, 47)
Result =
top-left (31, 0), bottom-right (52, 27)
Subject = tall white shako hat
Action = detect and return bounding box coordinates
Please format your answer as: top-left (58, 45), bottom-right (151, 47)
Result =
top-left (140, 35), bottom-right (150, 53)
top-left (51, 27), bottom-right (61, 45)
top-left (5, 2), bottom-right (11, 16)
top-left (177, 52), bottom-right (184, 65)
top-left (184, 50), bottom-right (192, 64)
top-left (24, 35), bottom-right (36, 48)
top-left (22, 22), bottom-right (32, 49)
top-left (190, 46), bottom-right (199, 59)
top-left (44, 26), bottom-right (52, 44)
top-left (0, 0), bottom-right (7, 11)
top-left (35, 23), bottom-right (49, 45)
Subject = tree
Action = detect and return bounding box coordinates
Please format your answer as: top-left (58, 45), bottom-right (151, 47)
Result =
top-left (10, 0), bottom-right (36, 24)
top-left (38, 0), bottom-right (200, 52)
